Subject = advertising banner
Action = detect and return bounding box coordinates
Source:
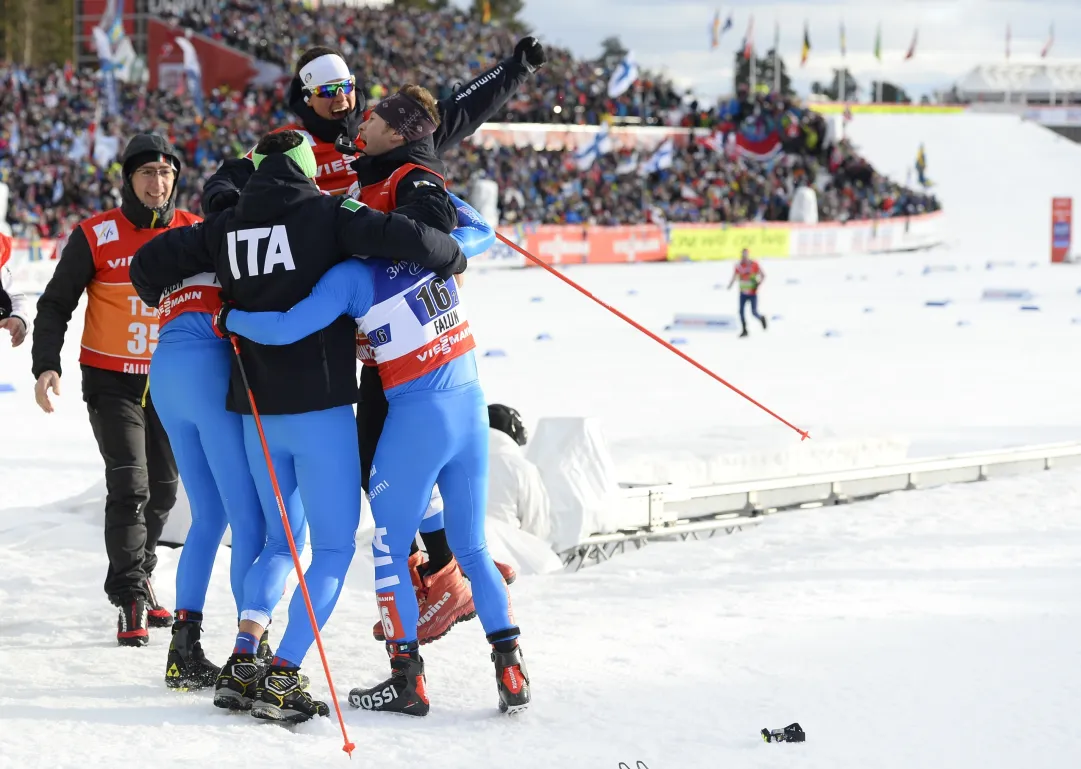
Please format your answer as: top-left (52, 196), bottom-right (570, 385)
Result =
top-left (1052, 197), bottom-right (1072, 263)
top-left (667, 225), bottom-right (790, 261)
top-left (518, 225), bottom-right (668, 266)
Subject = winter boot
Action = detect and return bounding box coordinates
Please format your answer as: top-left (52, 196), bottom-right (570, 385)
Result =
top-left (489, 632), bottom-right (530, 715)
top-left (117, 598), bottom-right (150, 647)
top-left (165, 610), bottom-right (220, 690)
top-left (349, 640), bottom-right (430, 717)
top-left (495, 560), bottom-right (518, 585)
top-left (257, 628), bottom-right (273, 664)
top-left (760, 315), bottom-right (768, 330)
top-left (144, 578), bottom-right (172, 628)
top-left (372, 554), bottom-right (476, 644)
top-left (250, 664), bottom-right (329, 724)
top-left (213, 653), bottom-right (262, 711)
top-left (739, 327), bottom-right (749, 338)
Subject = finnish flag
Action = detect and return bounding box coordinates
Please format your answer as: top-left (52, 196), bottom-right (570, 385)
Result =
top-left (638, 138), bottom-right (674, 176)
top-left (607, 53), bottom-right (640, 98)
top-left (574, 123), bottom-right (612, 171)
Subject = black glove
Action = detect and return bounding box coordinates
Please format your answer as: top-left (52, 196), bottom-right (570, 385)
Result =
top-left (514, 36), bottom-right (547, 74)
top-left (205, 189), bottom-right (239, 214)
top-left (212, 299), bottom-right (235, 339)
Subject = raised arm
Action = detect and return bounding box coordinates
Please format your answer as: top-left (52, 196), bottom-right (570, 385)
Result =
top-left (223, 260), bottom-right (374, 346)
top-left (448, 193), bottom-right (496, 258)
top-left (432, 37), bottom-right (545, 154)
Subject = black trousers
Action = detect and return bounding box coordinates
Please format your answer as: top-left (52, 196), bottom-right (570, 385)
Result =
top-left (357, 365), bottom-right (388, 495)
top-left (83, 367), bottom-right (178, 605)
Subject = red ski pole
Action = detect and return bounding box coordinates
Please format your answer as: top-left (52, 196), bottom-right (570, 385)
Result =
top-left (229, 336), bottom-right (356, 757)
top-left (494, 232), bottom-right (810, 441)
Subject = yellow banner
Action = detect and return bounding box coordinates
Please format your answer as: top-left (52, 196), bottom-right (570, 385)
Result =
top-left (810, 103), bottom-right (965, 115)
top-left (667, 226), bottom-right (791, 261)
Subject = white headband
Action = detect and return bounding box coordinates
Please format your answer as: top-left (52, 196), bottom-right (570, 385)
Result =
top-left (299, 54), bottom-right (351, 89)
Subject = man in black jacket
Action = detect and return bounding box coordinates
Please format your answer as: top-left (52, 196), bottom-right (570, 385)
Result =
top-left (129, 130), bottom-right (464, 724)
top-left (31, 133), bottom-right (199, 645)
top-left (200, 36), bottom-right (547, 213)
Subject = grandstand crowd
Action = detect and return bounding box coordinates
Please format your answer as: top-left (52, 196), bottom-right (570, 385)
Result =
top-left (0, 3), bottom-right (939, 239)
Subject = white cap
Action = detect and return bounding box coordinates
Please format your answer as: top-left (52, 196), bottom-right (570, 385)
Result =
top-left (299, 54), bottom-right (351, 89)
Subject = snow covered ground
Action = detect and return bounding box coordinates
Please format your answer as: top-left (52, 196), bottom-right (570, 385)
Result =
top-left (3, 461), bottom-right (1080, 769)
top-left (3, 112), bottom-right (1081, 767)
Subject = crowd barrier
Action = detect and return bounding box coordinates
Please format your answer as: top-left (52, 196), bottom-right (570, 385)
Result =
top-left (6, 213), bottom-right (943, 286)
top-left (475, 211), bottom-right (943, 268)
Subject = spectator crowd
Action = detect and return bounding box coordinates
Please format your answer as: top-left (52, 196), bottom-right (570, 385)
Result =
top-left (0, 6), bottom-right (938, 239)
top-left (163, 0), bottom-right (690, 128)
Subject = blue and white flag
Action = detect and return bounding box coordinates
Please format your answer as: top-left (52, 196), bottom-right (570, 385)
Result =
top-left (638, 138), bottom-right (674, 176)
top-left (175, 37), bottom-right (204, 114)
top-left (607, 53), bottom-right (640, 98)
top-left (574, 123), bottom-right (612, 171)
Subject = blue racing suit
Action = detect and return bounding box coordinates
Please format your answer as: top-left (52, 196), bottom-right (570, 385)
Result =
top-left (223, 196), bottom-right (516, 655)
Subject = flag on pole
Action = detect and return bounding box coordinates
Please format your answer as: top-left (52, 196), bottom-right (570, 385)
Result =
top-left (711, 10), bottom-right (721, 49)
top-left (840, 21), bottom-right (846, 58)
top-left (1006, 23), bottom-right (1011, 60)
top-left (801, 22), bottom-right (811, 65)
top-left (905, 28), bottom-right (918, 60)
top-left (722, 13), bottom-right (733, 35)
top-left (1041, 23), bottom-right (1054, 58)
top-left (175, 36), bottom-right (204, 114)
top-left (481, 0), bottom-right (491, 24)
top-left (874, 24), bottom-right (882, 61)
top-left (743, 15), bottom-right (755, 59)
top-left (607, 53), bottom-right (640, 98)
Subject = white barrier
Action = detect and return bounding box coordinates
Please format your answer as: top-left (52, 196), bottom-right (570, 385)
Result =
top-left (560, 441), bottom-right (1081, 569)
top-left (786, 211), bottom-right (944, 258)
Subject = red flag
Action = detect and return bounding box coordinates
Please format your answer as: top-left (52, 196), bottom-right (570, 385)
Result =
top-left (1041, 23), bottom-right (1054, 58)
top-left (905, 28), bottom-right (918, 60)
top-left (743, 15), bottom-right (755, 60)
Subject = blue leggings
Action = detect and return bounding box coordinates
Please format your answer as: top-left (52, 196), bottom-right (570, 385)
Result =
top-left (240, 405), bottom-right (360, 667)
top-left (370, 384), bottom-right (514, 644)
top-left (149, 337), bottom-right (266, 616)
top-left (739, 293), bottom-right (762, 326)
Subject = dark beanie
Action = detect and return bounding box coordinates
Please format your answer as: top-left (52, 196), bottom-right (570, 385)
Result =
top-left (124, 150), bottom-right (180, 180)
top-left (488, 404), bottom-right (527, 446)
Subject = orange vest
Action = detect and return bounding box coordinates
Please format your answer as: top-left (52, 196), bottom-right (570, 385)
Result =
top-left (78, 208), bottom-right (203, 374)
top-left (358, 162), bottom-right (444, 214)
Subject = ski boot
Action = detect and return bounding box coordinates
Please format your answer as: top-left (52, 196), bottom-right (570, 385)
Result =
top-left (349, 640), bottom-right (429, 717)
top-left (117, 598), bottom-right (150, 647)
top-left (250, 664), bottom-right (329, 724)
top-left (760, 315), bottom-right (768, 331)
top-left (165, 610), bottom-right (220, 690)
top-left (213, 653), bottom-right (262, 711)
top-left (490, 631), bottom-right (530, 715)
top-left (144, 578), bottom-right (172, 629)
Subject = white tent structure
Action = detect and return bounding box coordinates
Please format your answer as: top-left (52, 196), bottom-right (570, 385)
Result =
top-left (957, 62), bottom-right (1081, 104)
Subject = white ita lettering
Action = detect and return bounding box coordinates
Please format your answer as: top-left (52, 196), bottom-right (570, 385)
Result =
top-left (359, 684), bottom-right (399, 709)
top-left (417, 591), bottom-right (452, 626)
top-left (227, 225), bottom-right (296, 278)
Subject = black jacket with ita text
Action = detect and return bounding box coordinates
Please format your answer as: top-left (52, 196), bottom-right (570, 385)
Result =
top-left (129, 152), bottom-right (465, 416)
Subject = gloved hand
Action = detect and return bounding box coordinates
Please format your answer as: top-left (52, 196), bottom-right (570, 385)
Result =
top-left (212, 299), bottom-right (235, 339)
top-left (514, 36), bottom-right (547, 74)
top-left (205, 189), bottom-right (239, 214)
